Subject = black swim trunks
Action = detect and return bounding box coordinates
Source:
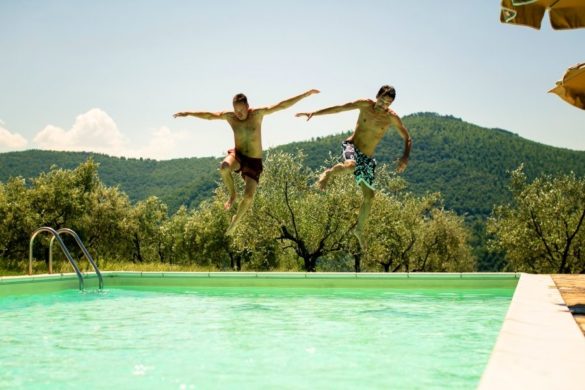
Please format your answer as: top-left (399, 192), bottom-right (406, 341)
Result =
top-left (342, 141), bottom-right (376, 189)
top-left (227, 148), bottom-right (263, 183)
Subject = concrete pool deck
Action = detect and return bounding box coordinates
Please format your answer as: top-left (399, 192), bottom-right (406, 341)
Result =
top-left (479, 274), bottom-right (585, 390)
top-left (552, 274), bottom-right (585, 335)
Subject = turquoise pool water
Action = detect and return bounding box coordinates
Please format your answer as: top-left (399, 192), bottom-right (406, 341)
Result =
top-left (0, 282), bottom-right (514, 389)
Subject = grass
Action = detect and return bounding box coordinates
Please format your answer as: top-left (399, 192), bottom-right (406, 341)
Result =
top-left (0, 259), bottom-right (216, 277)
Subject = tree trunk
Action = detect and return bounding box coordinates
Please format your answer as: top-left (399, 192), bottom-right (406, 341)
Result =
top-left (133, 234), bottom-right (143, 262)
top-left (354, 253), bottom-right (361, 273)
top-left (229, 253), bottom-right (235, 270)
top-left (559, 254), bottom-right (568, 274)
top-left (43, 246), bottom-right (50, 268)
top-left (158, 242), bottom-right (164, 263)
top-left (303, 257), bottom-right (317, 272)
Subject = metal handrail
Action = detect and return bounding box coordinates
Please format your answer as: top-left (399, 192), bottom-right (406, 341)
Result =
top-left (29, 227), bottom-right (84, 290)
top-left (49, 228), bottom-right (103, 290)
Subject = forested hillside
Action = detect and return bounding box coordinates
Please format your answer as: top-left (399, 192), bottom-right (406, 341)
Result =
top-left (275, 112), bottom-right (585, 216)
top-left (0, 151), bottom-right (219, 212)
top-left (2, 112), bottom-right (585, 216)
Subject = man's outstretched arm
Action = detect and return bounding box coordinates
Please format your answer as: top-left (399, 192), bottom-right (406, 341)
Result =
top-left (394, 116), bottom-right (412, 173)
top-left (173, 111), bottom-right (229, 120)
top-left (296, 100), bottom-right (368, 121)
top-left (259, 89), bottom-right (320, 115)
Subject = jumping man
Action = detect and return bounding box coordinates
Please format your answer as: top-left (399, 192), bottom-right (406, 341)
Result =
top-left (296, 85), bottom-right (412, 249)
top-left (174, 89), bottom-right (320, 235)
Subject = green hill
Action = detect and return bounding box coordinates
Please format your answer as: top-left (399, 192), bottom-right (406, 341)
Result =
top-left (275, 112), bottom-right (585, 216)
top-left (1, 112), bottom-right (584, 216)
top-left (0, 150), bottom-right (220, 212)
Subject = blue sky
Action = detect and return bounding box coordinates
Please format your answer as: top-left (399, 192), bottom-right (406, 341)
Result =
top-left (1, 0), bottom-right (583, 159)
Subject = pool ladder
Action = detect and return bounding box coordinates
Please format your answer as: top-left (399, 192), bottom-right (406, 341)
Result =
top-left (28, 227), bottom-right (104, 290)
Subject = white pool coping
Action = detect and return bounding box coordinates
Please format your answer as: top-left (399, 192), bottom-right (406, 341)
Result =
top-left (479, 273), bottom-right (585, 390)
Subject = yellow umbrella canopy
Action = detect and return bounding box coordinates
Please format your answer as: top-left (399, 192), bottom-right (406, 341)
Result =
top-left (549, 63), bottom-right (585, 110)
top-left (501, 0), bottom-right (585, 29)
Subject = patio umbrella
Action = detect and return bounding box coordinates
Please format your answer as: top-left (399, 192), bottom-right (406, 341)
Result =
top-left (549, 63), bottom-right (585, 110)
top-left (501, 0), bottom-right (585, 30)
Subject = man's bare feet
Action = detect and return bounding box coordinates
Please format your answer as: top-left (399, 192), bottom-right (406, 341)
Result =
top-left (353, 228), bottom-right (366, 251)
top-left (224, 193), bottom-right (237, 210)
top-left (317, 171), bottom-right (330, 190)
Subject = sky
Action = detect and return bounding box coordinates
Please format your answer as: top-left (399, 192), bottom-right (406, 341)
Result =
top-left (1, 0), bottom-right (583, 160)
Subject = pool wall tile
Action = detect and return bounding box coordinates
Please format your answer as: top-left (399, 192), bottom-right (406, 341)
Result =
top-left (1, 271), bottom-right (520, 296)
top-left (356, 273), bottom-right (408, 279)
top-left (459, 272), bottom-right (520, 279)
top-left (209, 272), bottom-right (258, 278)
top-left (407, 273), bottom-right (462, 279)
top-left (0, 273), bottom-right (80, 296)
top-left (256, 272), bottom-right (307, 279)
top-left (161, 272), bottom-right (210, 278)
top-left (103, 271), bottom-right (143, 278)
top-left (139, 272), bottom-right (166, 278)
top-left (305, 272), bottom-right (357, 279)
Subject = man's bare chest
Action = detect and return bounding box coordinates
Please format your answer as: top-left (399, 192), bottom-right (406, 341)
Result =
top-left (359, 111), bottom-right (392, 130)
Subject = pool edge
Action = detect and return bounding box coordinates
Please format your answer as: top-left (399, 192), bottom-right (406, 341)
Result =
top-left (0, 271), bottom-right (520, 293)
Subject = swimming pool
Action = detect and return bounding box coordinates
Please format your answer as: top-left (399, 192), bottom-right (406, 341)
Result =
top-left (0, 272), bottom-right (518, 389)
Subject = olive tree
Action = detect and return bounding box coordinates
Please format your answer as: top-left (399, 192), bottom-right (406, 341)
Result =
top-left (488, 166), bottom-right (585, 273)
top-left (234, 151), bottom-right (357, 272)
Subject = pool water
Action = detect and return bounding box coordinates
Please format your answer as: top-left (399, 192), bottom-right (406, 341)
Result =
top-left (0, 286), bottom-right (513, 389)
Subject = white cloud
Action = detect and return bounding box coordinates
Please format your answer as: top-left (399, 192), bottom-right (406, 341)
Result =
top-left (33, 108), bottom-right (127, 154)
top-left (0, 124), bottom-right (28, 151)
top-left (31, 108), bottom-right (196, 160)
top-left (127, 126), bottom-right (190, 160)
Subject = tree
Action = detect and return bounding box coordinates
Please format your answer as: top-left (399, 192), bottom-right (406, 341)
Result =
top-left (78, 184), bottom-right (134, 262)
top-left (364, 192), bottom-right (474, 272)
top-left (183, 195), bottom-right (244, 270)
top-left (28, 160), bottom-right (101, 231)
top-left (159, 205), bottom-right (190, 265)
top-left (0, 177), bottom-right (36, 260)
top-left (488, 166), bottom-right (585, 273)
top-left (234, 151), bottom-right (357, 272)
top-left (411, 208), bottom-right (474, 272)
top-left (365, 193), bottom-right (429, 272)
top-left (0, 159), bottom-right (140, 269)
top-left (123, 196), bottom-right (168, 262)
